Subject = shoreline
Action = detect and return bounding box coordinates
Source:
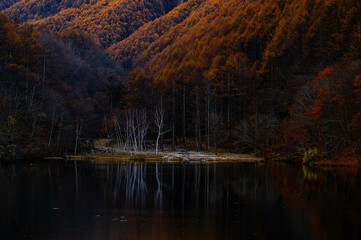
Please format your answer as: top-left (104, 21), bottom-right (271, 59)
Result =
top-left (66, 149), bottom-right (263, 164)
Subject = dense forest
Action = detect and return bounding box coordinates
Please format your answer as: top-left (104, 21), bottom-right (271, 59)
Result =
top-left (0, 0), bottom-right (19, 10)
top-left (0, 13), bottom-right (124, 158)
top-left (4, 0), bottom-right (182, 46)
top-left (113, 0), bottom-right (361, 163)
top-left (1, 0), bottom-right (361, 163)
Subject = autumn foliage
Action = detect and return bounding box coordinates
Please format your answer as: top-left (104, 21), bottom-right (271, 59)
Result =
top-left (4, 0), bottom-right (181, 47)
top-left (0, 13), bottom-right (124, 158)
top-left (1, 0), bottom-right (361, 162)
top-left (115, 0), bottom-right (361, 160)
top-left (282, 62), bottom-right (361, 161)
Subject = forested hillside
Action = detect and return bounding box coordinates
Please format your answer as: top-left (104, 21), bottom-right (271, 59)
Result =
top-left (3, 0), bottom-right (182, 46)
top-left (0, 0), bottom-right (19, 10)
top-left (3, 0), bottom-right (90, 21)
top-left (0, 13), bottom-right (124, 158)
top-left (109, 0), bottom-right (204, 68)
top-left (116, 0), bottom-right (361, 162)
top-left (1, 0), bottom-right (361, 163)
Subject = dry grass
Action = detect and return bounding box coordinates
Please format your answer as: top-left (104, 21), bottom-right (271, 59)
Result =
top-left (66, 151), bottom-right (262, 163)
top-left (66, 138), bottom-right (262, 163)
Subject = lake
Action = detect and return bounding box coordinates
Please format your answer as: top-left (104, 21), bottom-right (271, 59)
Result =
top-left (0, 160), bottom-right (360, 239)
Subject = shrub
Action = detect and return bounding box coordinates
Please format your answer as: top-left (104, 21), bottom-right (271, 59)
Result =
top-left (303, 148), bottom-right (324, 165)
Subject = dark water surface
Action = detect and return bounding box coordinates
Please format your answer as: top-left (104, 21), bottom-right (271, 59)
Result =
top-left (0, 160), bottom-right (360, 240)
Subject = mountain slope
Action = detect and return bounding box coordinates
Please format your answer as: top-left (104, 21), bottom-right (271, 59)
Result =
top-left (2, 0), bottom-right (361, 160)
top-left (117, 0), bottom-right (361, 159)
top-left (117, 0), bottom-right (361, 77)
top-left (4, 0), bottom-right (182, 46)
top-left (0, 13), bottom-right (124, 157)
top-left (108, 0), bottom-right (204, 68)
top-left (3, 0), bottom-right (95, 21)
top-left (0, 0), bottom-right (20, 10)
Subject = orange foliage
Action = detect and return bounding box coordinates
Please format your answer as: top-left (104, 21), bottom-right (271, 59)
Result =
top-left (3, 0), bottom-right (361, 160)
top-left (354, 75), bottom-right (361, 97)
top-left (355, 75), bottom-right (361, 88)
top-left (4, 0), bottom-right (180, 47)
top-left (311, 87), bottom-right (329, 120)
top-left (318, 68), bottom-right (334, 79)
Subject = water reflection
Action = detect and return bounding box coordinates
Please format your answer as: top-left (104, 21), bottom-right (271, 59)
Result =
top-left (0, 161), bottom-right (360, 239)
top-left (96, 161), bottom-right (282, 212)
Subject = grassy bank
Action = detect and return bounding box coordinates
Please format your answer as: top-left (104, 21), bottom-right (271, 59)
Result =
top-left (66, 150), bottom-right (263, 164)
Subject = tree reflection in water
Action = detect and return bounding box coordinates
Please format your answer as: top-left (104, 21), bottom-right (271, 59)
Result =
top-left (99, 161), bottom-right (285, 213)
top-left (0, 161), bottom-right (360, 240)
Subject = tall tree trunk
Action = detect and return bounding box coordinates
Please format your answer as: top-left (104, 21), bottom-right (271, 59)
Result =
top-left (195, 89), bottom-right (199, 152)
top-left (238, 72), bottom-right (243, 122)
top-left (56, 112), bottom-right (64, 152)
top-left (227, 74), bottom-right (231, 153)
top-left (172, 79), bottom-right (175, 150)
top-left (48, 103), bottom-right (56, 147)
top-left (214, 127), bottom-right (217, 156)
top-left (206, 78), bottom-right (210, 152)
top-left (156, 129), bottom-right (160, 155)
top-left (74, 134), bottom-right (79, 155)
top-left (74, 122), bottom-right (82, 155)
top-left (42, 56), bottom-right (46, 92)
top-left (160, 95), bottom-right (164, 151)
top-left (196, 87), bottom-right (201, 151)
top-left (243, 72), bottom-right (247, 121)
top-left (182, 84), bottom-right (186, 149)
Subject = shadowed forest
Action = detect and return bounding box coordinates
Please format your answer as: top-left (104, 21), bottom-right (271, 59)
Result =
top-left (1, 0), bottom-right (361, 165)
top-left (1, 1), bottom-right (361, 240)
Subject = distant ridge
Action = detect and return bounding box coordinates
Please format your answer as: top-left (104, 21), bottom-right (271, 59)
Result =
top-left (3, 0), bottom-right (182, 46)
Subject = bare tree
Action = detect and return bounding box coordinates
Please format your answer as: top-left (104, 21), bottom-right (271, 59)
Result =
top-left (154, 107), bottom-right (170, 155)
top-left (114, 116), bottom-right (123, 153)
top-left (172, 79), bottom-right (176, 150)
top-left (123, 109), bottom-right (148, 153)
top-left (237, 114), bottom-right (279, 154)
top-left (210, 111), bottom-right (222, 155)
top-left (205, 78), bottom-right (210, 152)
top-left (56, 111), bottom-right (65, 153)
top-left (48, 94), bottom-right (61, 147)
top-left (182, 84), bottom-right (186, 148)
top-left (102, 114), bottom-right (117, 155)
top-left (74, 119), bottom-right (83, 155)
top-left (195, 85), bottom-right (201, 151)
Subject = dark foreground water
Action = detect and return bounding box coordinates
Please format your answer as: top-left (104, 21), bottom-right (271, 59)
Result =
top-left (0, 161), bottom-right (360, 240)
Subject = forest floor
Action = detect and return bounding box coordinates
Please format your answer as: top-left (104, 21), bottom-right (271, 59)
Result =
top-left (66, 139), bottom-right (263, 163)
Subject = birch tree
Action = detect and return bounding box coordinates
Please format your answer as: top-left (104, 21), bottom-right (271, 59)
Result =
top-left (154, 107), bottom-right (170, 155)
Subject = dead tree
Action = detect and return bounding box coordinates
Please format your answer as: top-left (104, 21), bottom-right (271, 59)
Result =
top-left (154, 107), bottom-right (170, 155)
top-left (124, 109), bottom-right (148, 153)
